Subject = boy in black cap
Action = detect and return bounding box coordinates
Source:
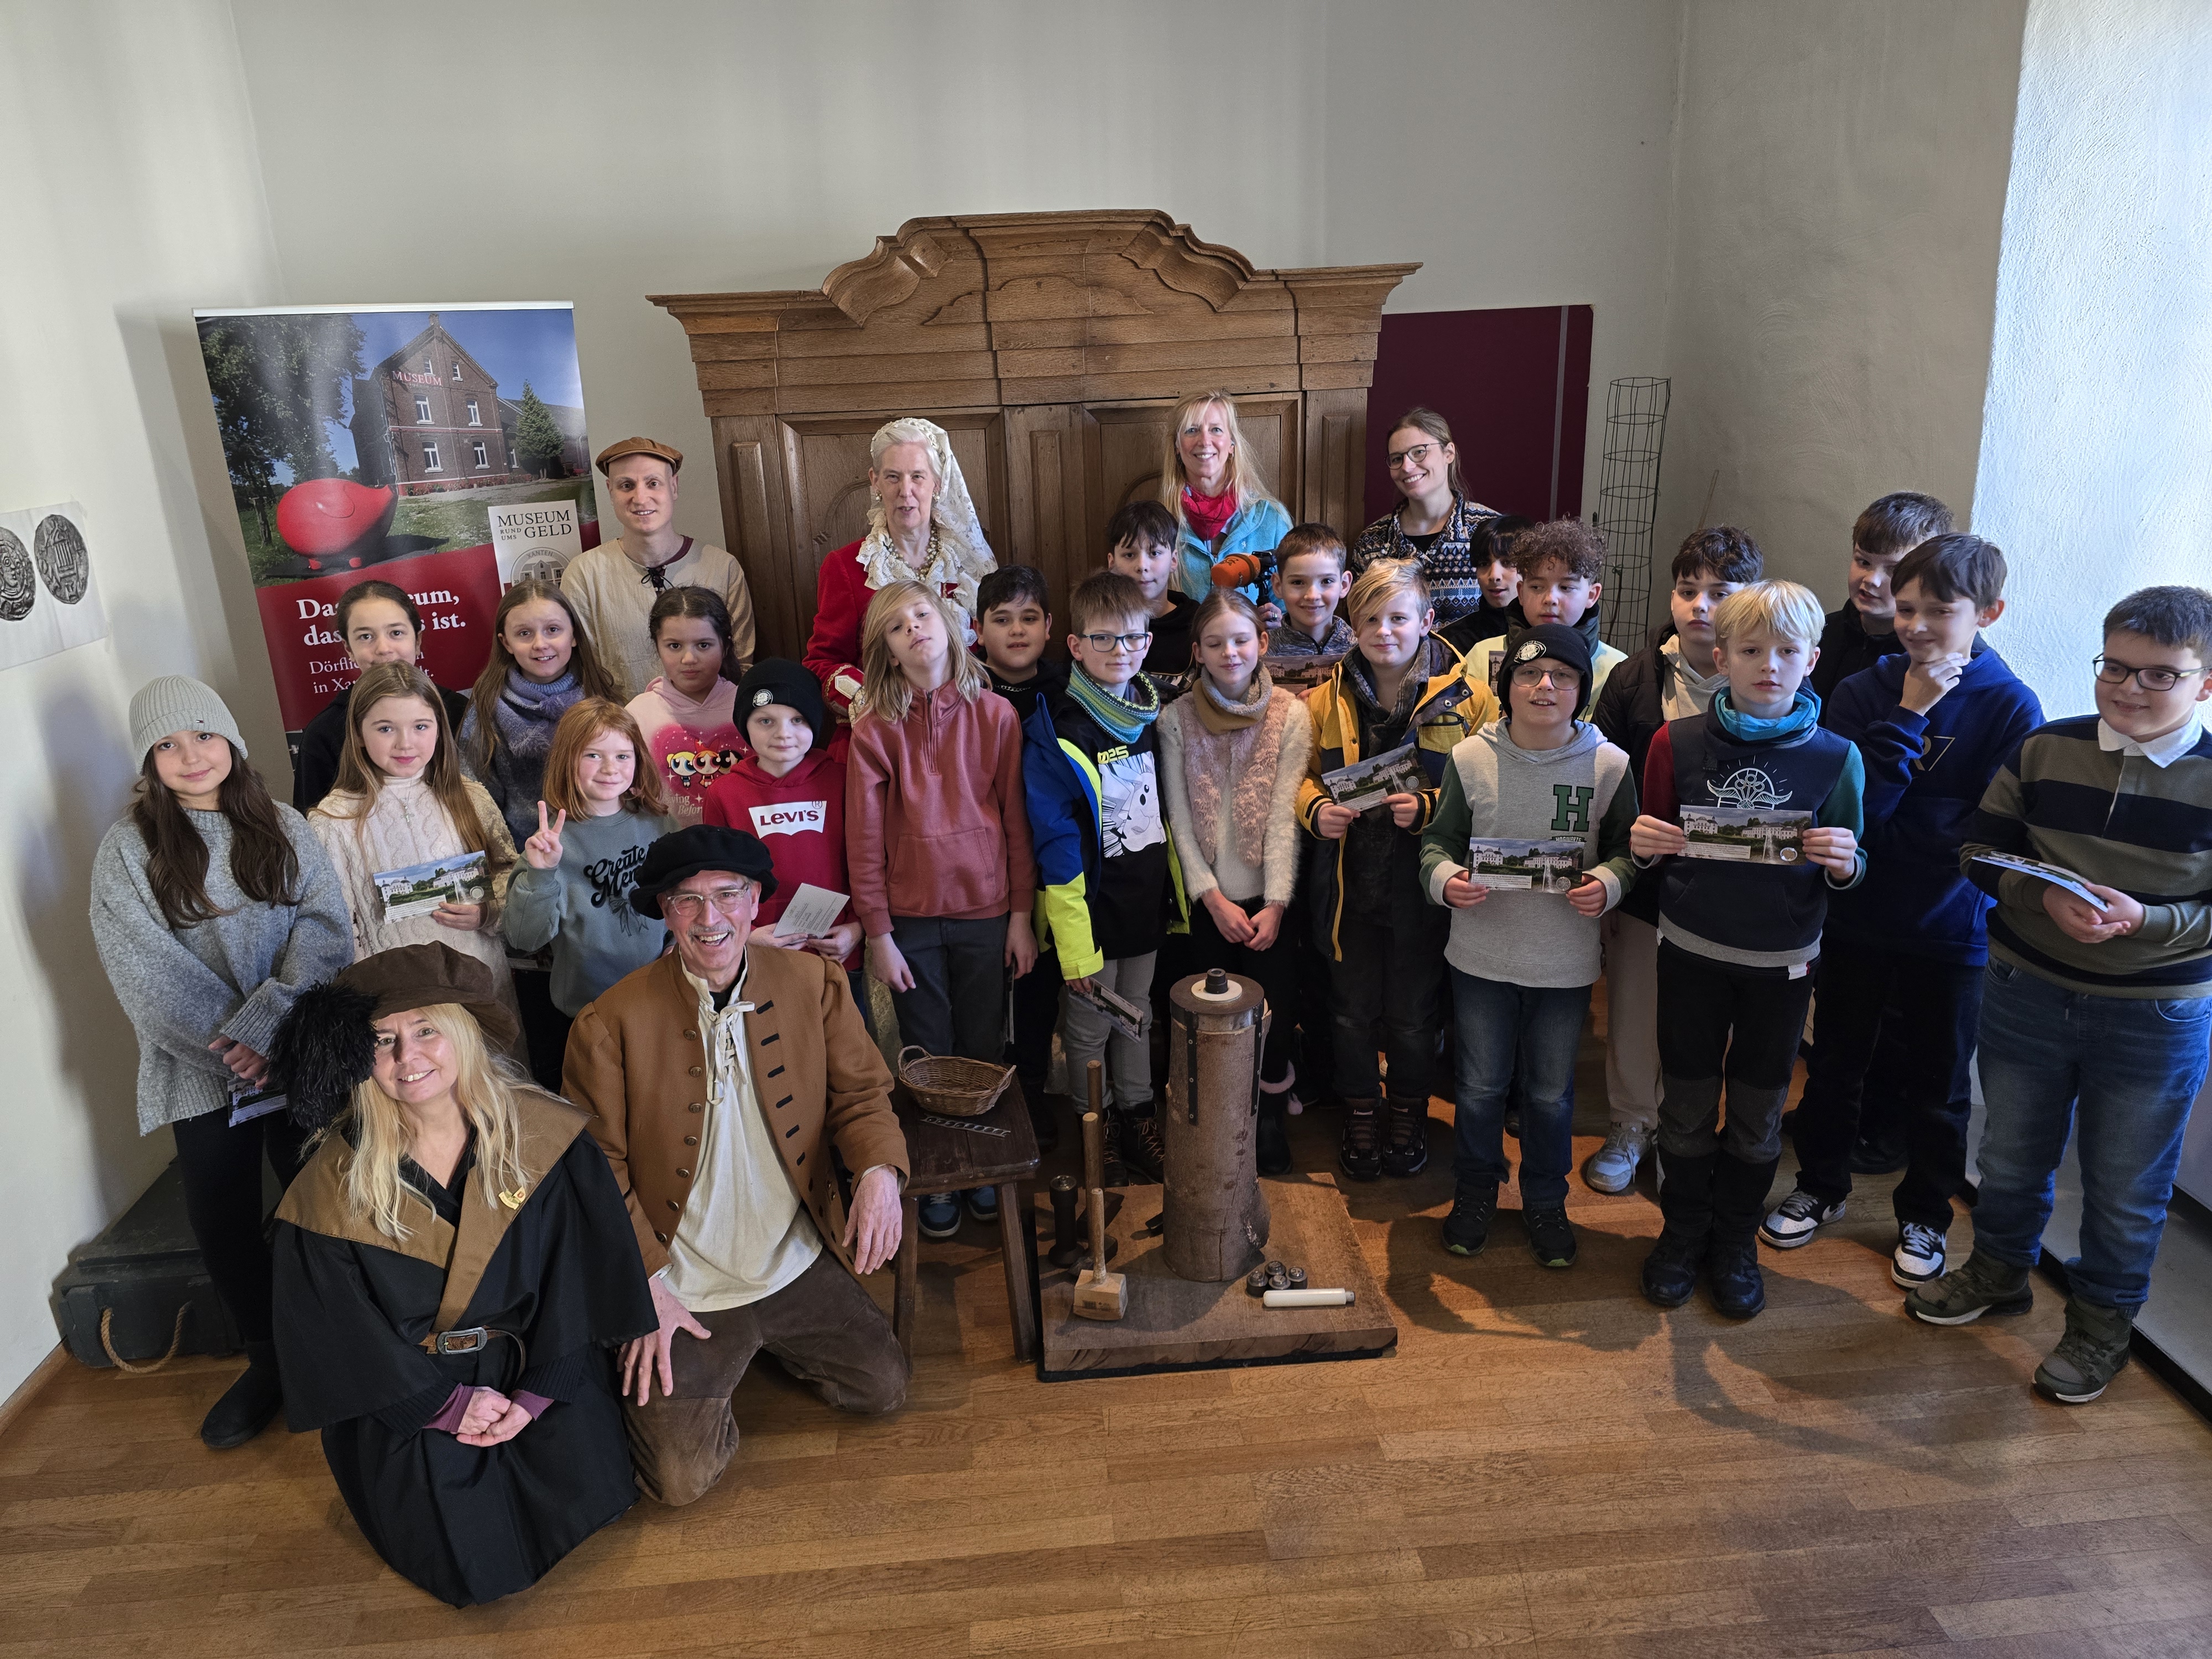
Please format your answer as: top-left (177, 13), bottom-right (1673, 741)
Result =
top-left (702, 660), bottom-right (866, 1020)
top-left (1418, 623), bottom-right (1639, 1265)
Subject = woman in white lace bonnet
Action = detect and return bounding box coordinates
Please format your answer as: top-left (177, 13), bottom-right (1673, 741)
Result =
top-left (802, 418), bottom-right (997, 719)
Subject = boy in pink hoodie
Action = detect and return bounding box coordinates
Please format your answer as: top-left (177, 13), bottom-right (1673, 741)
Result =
top-left (702, 660), bottom-right (867, 1016)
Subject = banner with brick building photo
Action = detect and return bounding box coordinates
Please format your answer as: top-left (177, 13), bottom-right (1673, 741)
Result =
top-left (192, 301), bottom-right (599, 760)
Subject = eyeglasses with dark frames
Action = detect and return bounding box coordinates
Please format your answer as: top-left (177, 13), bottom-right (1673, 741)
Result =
top-left (2093, 655), bottom-right (2206, 693)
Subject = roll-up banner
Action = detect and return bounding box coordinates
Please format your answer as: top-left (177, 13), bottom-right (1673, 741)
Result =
top-left (191, 302), bottom-right (597, 763)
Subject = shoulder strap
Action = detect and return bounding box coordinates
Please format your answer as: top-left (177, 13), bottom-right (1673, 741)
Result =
top-left (427, 1092), bottom-right (591, 1337)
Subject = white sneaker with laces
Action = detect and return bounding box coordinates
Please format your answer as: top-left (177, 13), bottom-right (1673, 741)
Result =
top-left (1583, 1123), bottom-right (1649, 1194)
top-left (1759, 1188), bottom-right (1845, 1249)
top-left (1892, 1222), bottom-right (1947, 1287)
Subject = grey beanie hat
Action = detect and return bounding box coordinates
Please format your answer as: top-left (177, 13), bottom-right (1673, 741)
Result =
top-left (129, 675), bottom-right (248, 761)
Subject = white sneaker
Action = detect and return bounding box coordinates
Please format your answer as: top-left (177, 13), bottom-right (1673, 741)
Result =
top-left (1892, 1222), bottom-right (1947, 1287)
top-left (1759, 1189), bottom-right (1845, 1249)
top-left (1583, 1123), bottom-right (1649, 1194)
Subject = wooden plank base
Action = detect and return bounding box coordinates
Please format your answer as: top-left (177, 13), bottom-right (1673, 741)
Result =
top-left (1039, 1176), bottom-right (1396, 1379)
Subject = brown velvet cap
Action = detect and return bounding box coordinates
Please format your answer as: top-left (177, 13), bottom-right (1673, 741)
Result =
top-left (593, 436), bottom-right (683, 476)
top-left (337, 942), bottom-right (520, 1050)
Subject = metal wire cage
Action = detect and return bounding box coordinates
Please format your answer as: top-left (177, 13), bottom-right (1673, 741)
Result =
top-left (1593, 377), bottom-right (1671, 650)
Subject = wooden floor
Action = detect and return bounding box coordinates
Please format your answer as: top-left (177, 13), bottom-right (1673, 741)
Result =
top-left (5, 1055), bottom-right (2212, 1656)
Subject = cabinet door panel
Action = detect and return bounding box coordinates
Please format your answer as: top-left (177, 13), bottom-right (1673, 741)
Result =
top-left (1080, 396), bottom-right (1299, 554)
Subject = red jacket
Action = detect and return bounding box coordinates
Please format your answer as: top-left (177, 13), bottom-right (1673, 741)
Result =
top-left (702, 749), bottom-right (858, 967)
top-left (844, 682), bottom-right (1035, 937)
top-left (804, 539), bottom-right (975, 719)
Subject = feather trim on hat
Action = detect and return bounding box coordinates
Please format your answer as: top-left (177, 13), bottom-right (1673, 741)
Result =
top-left (270, 979), bottom-right (380, 1131)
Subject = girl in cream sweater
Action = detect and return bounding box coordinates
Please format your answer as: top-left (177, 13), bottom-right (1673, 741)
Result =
top-left (1157, 589), bottom-right (1313, 1173)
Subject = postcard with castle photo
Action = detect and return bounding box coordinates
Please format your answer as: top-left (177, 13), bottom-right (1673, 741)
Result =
top-left (1262, 651), bottom-right (1348, 696)
top-left (1679, 806), bottom-right (1813, 864)
top-left (192, 302), bottom-right (597, 747)
top-left (1322, 740), bottom-right (1428, 813)
top-left (373, 851), bottom-right (490, 923)
top-left (1465, 838), bottom-right (1586, 893)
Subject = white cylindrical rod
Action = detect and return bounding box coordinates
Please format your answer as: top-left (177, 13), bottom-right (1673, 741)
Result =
top-left (1262, 1288), bottom-right (1353, 1308)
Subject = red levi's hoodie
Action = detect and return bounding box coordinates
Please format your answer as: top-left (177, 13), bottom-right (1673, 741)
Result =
top-left (702, 748), bottom-right (859, 969)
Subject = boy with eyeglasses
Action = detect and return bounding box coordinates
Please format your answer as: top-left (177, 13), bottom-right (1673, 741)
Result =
top-left (1762, 536), bottom-right (2041, 1286)
top-left (1022, 571), bottom-right (1187, 1183)
top-left (1908, 586), bottom-right (2212, 1406)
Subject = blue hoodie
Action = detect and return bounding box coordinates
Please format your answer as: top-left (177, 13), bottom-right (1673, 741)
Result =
top-left (1823, 641), bottom-right (2043, 963)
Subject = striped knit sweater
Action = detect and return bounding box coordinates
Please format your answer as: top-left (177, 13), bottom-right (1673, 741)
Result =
top-left (1961, 714), bottom-right (2212, 997)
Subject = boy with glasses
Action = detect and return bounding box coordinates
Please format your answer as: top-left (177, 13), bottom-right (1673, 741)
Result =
top-left (1022, 572), bottom-right (1186, 1182)
top-left (1908, 586), bottom-right (2212, 1406)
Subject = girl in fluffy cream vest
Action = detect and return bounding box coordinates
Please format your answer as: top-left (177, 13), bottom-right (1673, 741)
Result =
top-left (1157, 589), bottom-right (1313, 1174)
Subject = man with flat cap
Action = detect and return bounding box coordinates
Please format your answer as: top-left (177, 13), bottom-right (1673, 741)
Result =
top-left (562, 823), bottom-right (907, 1506)
top-left (561, 436), bottom-right (757, 700)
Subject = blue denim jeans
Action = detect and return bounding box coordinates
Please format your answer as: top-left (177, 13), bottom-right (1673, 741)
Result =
top-left (1448, 968), bottom-right (1592, 1207)
top-left (1971, 959), bottom-right (2212, 1311)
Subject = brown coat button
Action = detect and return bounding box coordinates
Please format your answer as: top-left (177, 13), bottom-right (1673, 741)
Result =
top-left (684, 1029), bottom-right (698, 1040)
top-left (666, 1199), bottom-right (680, 1211)
top-left (688, 1102), bottom-right (703, 1112)
top-left (684, 1134), bottom-right (698, 1146)
top-left (677, 1167), bottom-right (691, 1178)
top-left (689, 1064), bottom-right (702, 1076)
top-left (655, 1230), bottom-right (668, 1244)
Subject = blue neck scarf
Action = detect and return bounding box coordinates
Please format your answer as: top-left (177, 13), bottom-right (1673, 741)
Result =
top-left (1066, 666), bottom-right (1160, 744)
top-left (1713, 685), bottom-right (1820, 743)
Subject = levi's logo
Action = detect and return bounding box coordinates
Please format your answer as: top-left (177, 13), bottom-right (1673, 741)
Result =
top-left (749, 801), bottom-right (826, 838)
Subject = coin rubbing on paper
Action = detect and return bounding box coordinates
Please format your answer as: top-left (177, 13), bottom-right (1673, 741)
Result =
top-left (33, 515), bottom-right (90, 605)
top-left (0, 529), bottom-right (34, 622)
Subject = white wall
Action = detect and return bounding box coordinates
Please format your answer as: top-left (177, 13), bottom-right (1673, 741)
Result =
top-left (1656, 0), bottom-right (2027, 623)
top-left (227, 0), bottom-right (1684, 567)
top-left (1970, 0), bottom-right (2212, 717)
top-left (0, 2), bottom-right (287, 1394)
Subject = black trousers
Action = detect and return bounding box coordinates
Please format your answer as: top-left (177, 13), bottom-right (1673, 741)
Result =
top-left (1009, 946), bottom-right (1063, 1096)
top-left (1792, 937), bottom-right (1981, 1229)
top-left (515, 967), bottom-right (572, 1095)
top-left (1187, 895), bottom-right (1300, 1083)
top-left (171, 1106), bottom-right (311, 1344)
top-left (1655, 941), bottom-right (1815, 1164)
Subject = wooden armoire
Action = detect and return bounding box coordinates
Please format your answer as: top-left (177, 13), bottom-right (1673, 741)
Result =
top-left (650, 210), bottom-right (1417, 660)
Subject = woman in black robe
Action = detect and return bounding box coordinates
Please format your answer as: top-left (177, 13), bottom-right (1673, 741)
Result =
top-left (268, 941), bottom-right (655, 1607)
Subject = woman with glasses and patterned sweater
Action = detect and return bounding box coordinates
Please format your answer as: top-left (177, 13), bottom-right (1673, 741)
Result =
top-left (1350, 407), bottom-right (1503, 629)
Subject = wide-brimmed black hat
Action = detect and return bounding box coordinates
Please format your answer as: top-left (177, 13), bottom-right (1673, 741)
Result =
top-left (630, 823), bottom-right (779, 920)
top-left (269, 942), bottom-right (520, 1129)
top-left (1499, 622), bottom-right (1597, 721)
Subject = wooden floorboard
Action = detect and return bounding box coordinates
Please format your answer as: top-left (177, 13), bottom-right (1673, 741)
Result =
top-left (4, 1027), bottom-right (2210, 1655)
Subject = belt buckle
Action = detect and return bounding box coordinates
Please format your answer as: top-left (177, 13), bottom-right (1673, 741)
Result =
top-left (434, 1326), bottom-right (490, 1355)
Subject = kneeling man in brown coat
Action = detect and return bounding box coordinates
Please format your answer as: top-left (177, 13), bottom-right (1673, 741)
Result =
top-left (564, 824), bottom-right (908, 1506)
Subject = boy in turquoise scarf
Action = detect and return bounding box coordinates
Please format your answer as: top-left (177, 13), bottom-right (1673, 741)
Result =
top-left (1021, 572), bottom-right (1187, 1183)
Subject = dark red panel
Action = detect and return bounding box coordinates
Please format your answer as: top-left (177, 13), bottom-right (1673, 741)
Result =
top-left (1363, 305), bottom-right (1594, 528)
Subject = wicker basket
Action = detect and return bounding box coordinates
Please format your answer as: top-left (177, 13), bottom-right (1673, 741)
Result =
top-left (896, 1046), bottom-right (1015, 1118)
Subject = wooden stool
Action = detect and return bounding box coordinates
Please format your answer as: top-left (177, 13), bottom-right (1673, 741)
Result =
top-left (890, 1076), bottom-right (1042, 1363)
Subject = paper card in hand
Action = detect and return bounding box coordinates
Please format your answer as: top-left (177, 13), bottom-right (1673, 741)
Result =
top-left (1262, 652), bottom-right (1347, 695)
top-left (1678, 807), bottom-right (1813, 864)
top-left (1070, 980), bottom-right (1146, 1042)
top-left (227, 1082), bottom-right (290, 1128)
top-left (1969, 851), bottom-right (2111, 912)
top-left (373, 850), bottom-right (489, 921)
top-left (773, 883), bottom-right (850, 938)
top-left (1465, 837), bottom-right (1586, 893)
top-left (1322, 740), bottom-right (1428, 814)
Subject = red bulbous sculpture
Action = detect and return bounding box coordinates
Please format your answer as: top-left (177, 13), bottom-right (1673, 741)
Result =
top-left (275, 479), bottom-right (397, 557)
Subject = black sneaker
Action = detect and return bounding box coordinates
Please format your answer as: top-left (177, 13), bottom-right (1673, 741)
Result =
top-left (1525, 1206), bottom-right (1577, 1268)
top-left (1642, 1229), bottom-right (1703, 1308)
top-left (1381, 1099), bottom-right (1429, 1177)
top-left (1117, 1112), bottom-right (1166, 1185)
top-left (1339, 1100), bottom-right (1383, 1182)
top-left (1441, 1183), bottom-right (1498, 1255)
top-left (1706, 1234), bottom-right (1767, 1319)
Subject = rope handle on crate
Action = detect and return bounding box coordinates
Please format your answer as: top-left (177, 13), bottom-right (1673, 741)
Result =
top-left (98, 1303), bottom-right (190, 1375)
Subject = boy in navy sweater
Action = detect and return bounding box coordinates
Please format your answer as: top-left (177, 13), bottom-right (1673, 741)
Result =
top-left (1629, 582), bottom-right (1865, 1319)
top-left (1761, 536), bottom-right (2042, 1285)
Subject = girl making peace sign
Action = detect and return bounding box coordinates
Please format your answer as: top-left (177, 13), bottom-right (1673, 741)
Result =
top-left (503, 700), bottom-right (675, 1084)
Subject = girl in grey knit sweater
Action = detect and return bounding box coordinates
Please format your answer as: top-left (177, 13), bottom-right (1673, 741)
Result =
top-left (90, 677), bottom-right (352, 1451)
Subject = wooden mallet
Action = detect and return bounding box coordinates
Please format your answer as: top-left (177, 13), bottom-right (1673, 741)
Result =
top-left (1073, 1062), bottom-right (1126, 1321)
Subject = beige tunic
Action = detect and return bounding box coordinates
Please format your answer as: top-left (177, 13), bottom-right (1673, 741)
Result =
top-left (560, 538), bottom-right (757, 702)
